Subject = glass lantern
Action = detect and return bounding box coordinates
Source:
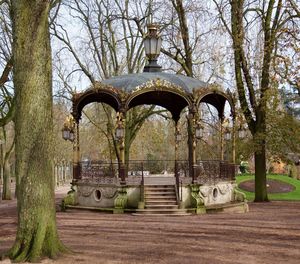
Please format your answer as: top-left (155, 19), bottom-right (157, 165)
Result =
top-left (224, 127), bottom-right (231, 141)
top-left (62, 128), bottom-right (70, 141)
top-left (238, 126), bottom-right (246, 139)
top-left (115, 124), bottom-right (124, 140)
top-left (143, 24), bottom-right (162, 72)
top-left (195, 123), bottom-right (204, 140)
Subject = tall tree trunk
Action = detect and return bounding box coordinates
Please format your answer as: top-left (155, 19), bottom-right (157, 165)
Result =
top-left (7, 1), bottom-right (67, 262)
top-left (254, 146), bottom-right (268, 202)
top-left (254, 110), bottom-right (269, 202)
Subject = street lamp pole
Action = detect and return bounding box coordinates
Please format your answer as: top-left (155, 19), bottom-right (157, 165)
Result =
top-left (62, 115), bottom-right (80, 181)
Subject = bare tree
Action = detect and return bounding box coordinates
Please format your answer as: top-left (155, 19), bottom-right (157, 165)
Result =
top-left (52, 0), bottom-right (167, 163)
top-left (213, 0), bottom-right (300, 201)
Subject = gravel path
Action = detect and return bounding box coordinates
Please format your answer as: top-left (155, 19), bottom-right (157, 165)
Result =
top-left (0, 186), bottom-right (300, 264)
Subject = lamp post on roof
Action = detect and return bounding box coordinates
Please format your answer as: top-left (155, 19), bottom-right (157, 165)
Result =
top-left (143, 24), bottom-right (162, 72)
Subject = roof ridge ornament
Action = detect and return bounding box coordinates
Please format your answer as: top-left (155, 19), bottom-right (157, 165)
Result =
top-left (143, 24), bottom-right (162, 72)
top-left (131, 78), bottom-right (186, 95)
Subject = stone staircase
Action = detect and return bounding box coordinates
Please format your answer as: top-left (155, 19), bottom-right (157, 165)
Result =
top-left (133, 184), bottom-right (190, 216)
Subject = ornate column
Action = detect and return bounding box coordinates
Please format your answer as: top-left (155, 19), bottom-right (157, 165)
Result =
top-left (220, 116), bottom-right (224, 161)
top-left (73, 121), bottom-right (81, 180)
top-left (116, 110), bottom-right (126, 184)
top-left (114, 110), bottom-right (128, 213)
top-left (174, 121), bottom-right (180, 194)
top-left (232, 115), bottom-right (236, 163)
top-left (187, 107), bottom-right (196, 183)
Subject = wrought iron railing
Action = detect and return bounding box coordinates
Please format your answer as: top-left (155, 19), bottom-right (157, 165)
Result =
top-left (77, 160), bottom-right (235, 185)
top-left (127, 160), bottom-right (178, 175)
top-left (193, 160), bottom-right (236, 184)
top-left (79, 161), bottom-right (119, 184)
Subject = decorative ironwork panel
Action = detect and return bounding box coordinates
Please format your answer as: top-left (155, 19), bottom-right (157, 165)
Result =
top-left (80, 161), bottom-right (118, 184)
top-left (195, 160), bottom-right (235, 185)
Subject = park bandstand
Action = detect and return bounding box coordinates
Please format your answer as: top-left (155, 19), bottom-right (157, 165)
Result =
top-left (62, 24), bottom-right (248, 215)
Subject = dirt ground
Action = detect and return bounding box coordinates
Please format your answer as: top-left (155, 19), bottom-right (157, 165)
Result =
top-left (0, 187), bottom-right (300, 264)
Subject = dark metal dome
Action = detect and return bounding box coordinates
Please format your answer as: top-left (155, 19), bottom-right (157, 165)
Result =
top-left (72, 72), bottom-right (235, 122)
top-left (102, 72), bottom-right (208, 94)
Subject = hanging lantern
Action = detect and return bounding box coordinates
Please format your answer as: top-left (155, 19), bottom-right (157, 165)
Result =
top-left (195, 123), bottom-right (204, 140)
top-left (62, 127), bottom-right (70, 141)
top-left (62, 115), bottom-right (75, 142)
top-left (69, 130), bottom-right (75, 142)
top-left (238, 126), bottom-right (246, 139)
top-left (224, 127), bottom-right (231, 141)
top-left (115, 122), bottom-right (124, 140)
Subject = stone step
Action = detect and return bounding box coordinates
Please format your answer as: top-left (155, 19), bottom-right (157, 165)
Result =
top-left (133, 208), bottom-right (190, 215)
top-left (145, 204), bottom-right (179, 209)
top-left (144, 187), bottom-right (175, 191)
top-left (145, 191), bottom-right (175, 196)
top-left (132, 213), bottom-right (192, 216)
top-left (142, 184), bottom-right (179, 215)
top-left (145, 198), bottom-right (177, 202)
top-left (144, 184), bottom-right (174, 187)
top-left (146, 200), bottom-right (178, 205)
top-left (145, 196), bottom-right (177, 201)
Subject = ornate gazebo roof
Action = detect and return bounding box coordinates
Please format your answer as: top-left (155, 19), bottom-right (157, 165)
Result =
top-left (102, 72), bottom-right (208, 93)
top-left (72, 72), bottom-right (235, 122)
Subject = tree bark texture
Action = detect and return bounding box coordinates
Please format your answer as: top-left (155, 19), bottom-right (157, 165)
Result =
top-left (7, 0), bottom-right (67, 261)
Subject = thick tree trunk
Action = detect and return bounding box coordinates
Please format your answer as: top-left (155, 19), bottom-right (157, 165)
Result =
top-left (6, 1), bottom-right (67, 262)
top-left (250, 113), bottom-right (269, 202)
top-left (253, 112), bottom-right (269, 202)
top-left (254, 144), bottom-right (269, 202)
top-left (2, 160), bottom-right (12, 200)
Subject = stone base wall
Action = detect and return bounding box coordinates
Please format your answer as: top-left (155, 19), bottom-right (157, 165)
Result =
top-left (76, 183), bottom-right (141, 208)
top-left (180, 181), bottom-right (237, 208)
top-left (74, 181), bottom-right (239, 209)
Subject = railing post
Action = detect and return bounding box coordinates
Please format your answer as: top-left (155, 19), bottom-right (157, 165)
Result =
top-left (175, 160), bottom-right (179, 197)
top-left (180, 180), bottom-right (183, 202)
top-left (141, 162), bottom-right (144, 203)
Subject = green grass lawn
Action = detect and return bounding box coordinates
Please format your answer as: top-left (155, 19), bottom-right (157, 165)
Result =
top-left (236, 174), bottom-right (300, 201)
